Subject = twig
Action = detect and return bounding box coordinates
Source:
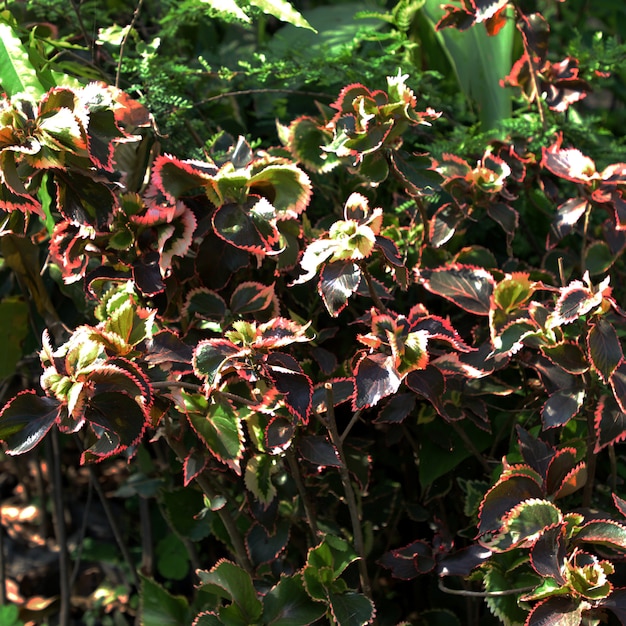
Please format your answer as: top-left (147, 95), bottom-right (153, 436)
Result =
top-left (88, 463), bottom-right (141, 587)
top-left (139, 497), bottom-right (154, 576)
top-left (0, 520), bottom-right (5, 605)
top-left (49, 432), bottom-right (71, 626)
top-left (70, 478), bottom-right (94, 587)
top-left (116, 0), bottom-right (145, 88)
top-left (324, 384), bottom-right (374, 608)
top-left (69, 0), bottom-right (95, 63)
top-left (163, 418), bottom-right (253, 573)
top-left (438, 578), bottom-right (535, 597)
top-left (196, 88), bottom-right (335, 106)
top-left (360, 264), bottom-right (388, 314)
top-left (582, 404), bottom-right (597, 508)
top-left (450, 419), bottom-right (491, 474)
top-left (340, 409), bottom-right (362, 443)
top-left (285, 447), bottom-right (319, 540)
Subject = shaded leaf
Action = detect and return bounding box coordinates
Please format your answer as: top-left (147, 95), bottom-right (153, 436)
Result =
top-left (0, 390), bottom-right (59, 455)
top-left (353, 353), bottom-right (401, 410)
top-left (319, 261), bottom-right (361, 317)
top-left (262, 574), bottom-right (326, 626)
top-left (588, 318), bottom-right (623, 383)
top-left (328, 592), bottom-right (375, 626)
top-left (419, 265), bottom-right (495, 315)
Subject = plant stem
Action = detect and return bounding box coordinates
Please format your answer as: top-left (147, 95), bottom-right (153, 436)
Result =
top-left (582, 407), bottom-right (597, 508)
top-left (285, 447), bottom-right (319, 540)
top-left (439, 578), bottom-right (536, 597)
top-left (116, 0), bottom-right (145, 88)
top-left (360, 263), bottom-right (388, 314)
top-left (324, 384), bottom-right (374, 606)
top-left (163, 419), bottom-right (253, 573)
top-left (450, 419), bottom-right (491, 474)
top-left (49, 432), bottom-right (71, 626)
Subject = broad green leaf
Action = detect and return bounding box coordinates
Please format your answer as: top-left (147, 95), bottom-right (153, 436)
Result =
top-left (262, 574), bottom-right (326, 626)
top-left (162, 487), bottom-right (210, 541)
top-left (246, 520), bottom-right (290, 566)
top-left (244, 453), bottom-right (278, 506)
top-left (328, 592), bottom-right (374, 626)
top-left (303, 536), bottom-right (359, 600)
top-left (188, 400), bottom-right (245, 474)
top-left (196, 560), bottom-right (263, 624)
top-left (584, 240), bottom-right (615, 275)
top-left (268, 4), bottom-right (385, 58)
top-left (156, 534), bottom-right (189, 580)
top-left (140, 575), bottom-right (190, 626)
top-left (0, 21), bottom-right (45, 98)
top-left (249, 0), bottom-right (316, 31)
top-left (199, 0), bottom-right (249, 23)
top-left (421, 1), bottom-right (514, 130)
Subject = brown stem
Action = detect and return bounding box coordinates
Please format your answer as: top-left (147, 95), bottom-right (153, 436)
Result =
top-left (324, 384), bottom-right (374, 607)
top-left (285, 447), bottom-right (319, 540)
top-left (582, 407), bottom-right (597, 508)
top-left (115, 0), bottom-right (145, 88)
top-left (196, 88), bottom-right (335, 106)
top-left (360, 263), bottom-right (388, 314)
top-left (163, 418), bottom-right (252, 573)
top-left (450, 419), bottom-right (491, 474)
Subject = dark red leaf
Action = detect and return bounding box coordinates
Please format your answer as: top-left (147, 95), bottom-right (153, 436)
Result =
top-left (374, 235), bottom-right (404, 267)
top-left (516, 425), bottom-right (554, 478)
top-left (374, 393), bottom-right (416, 424)
top-left (133, 251), bottom-right (165, 296)
top-left (245, 521), bottom-right (289, 565)
top-left (143, 329), bottom-right (194, 374)
top-left (353, 353), bottom-right (401, 410)
top-left (549, 197), bottom-right (589, 245)
top-left (540, 342), bottom-right (589, 374)
top-left (541, 387), bottom-right (585, 429)
top-left (419, 264), bottom-right (495, 316)
top-left (545, 448), bottom-right (579, 495)
top-left (478, 474), bottom-right (543, 537)
top-left (429, 203), bottom-right (464, 248)
top-left (594, 395), bottom-right (626, 452)
top-left (85, 392), bottom-right (147, 449)
top-left (530, 524), bottom-right (568, 584)
top-left (298, 435), bottom-right (341, 468)
top-left (525, 596), bottom-right (582, 626)
top-left (319, 261), bottom-right (361, 317)
top-left (0, 391), bottom-right (60, 455)
top-left (587, 318), bottom-right (623, 383)
top-left (213, 198), bottom-right (280, 255)
top-left (600, 588), bottom-right (626, 626)
top-left (613, 494), bottom-right (626, 519)
top-left (183, 449), bottom-right (208, 486)
top-left (436, 545), bottom-right (492, 577)
top-left (610, 362), bottom-right (626, 414)
top-left (264, 416), bottom-right (294, 454)
top-left (264, 352), bottom-right (312, 425)
top-left (378, 540), bottom-right (435, 580)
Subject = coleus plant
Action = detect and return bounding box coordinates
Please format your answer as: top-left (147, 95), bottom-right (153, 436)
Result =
top-left (1, 6), bottom-right (626, 626)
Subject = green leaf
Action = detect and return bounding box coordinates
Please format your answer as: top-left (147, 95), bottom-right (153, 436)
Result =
top-left (249, 0), bottom-right (316, 31)
top-left (328, 592), bottom-right (374, 626)
top-left (584, 241), bottom-right (615, 275)
top-left (303, 536), bottom-right (359, 600)
top-left (0, 21), bottom-right (45, 98)
top-left (188, 399), bottom-right (245, 474)
top-left (156, 533), bottom-right (190, 580)
top-left (200, 0), bottom-right (250, 23)
top-left (485, 499), bottom-right (563, 553)
top-left (421, 1), bottom-right (514, 130)
top-left (262, 575), bottom-right (326, 626)
top-left (196, 560), bottom-right (263, 624)
top-left (574, 520), bottom-right (626, 550)
top-left (162, 487), bottom-right (210, 541)
top-left (140, 575), bottom-right (190, 626)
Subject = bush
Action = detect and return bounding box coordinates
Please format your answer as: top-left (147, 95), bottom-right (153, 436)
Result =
top-left (1, 1), bottom-right (626, 624)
